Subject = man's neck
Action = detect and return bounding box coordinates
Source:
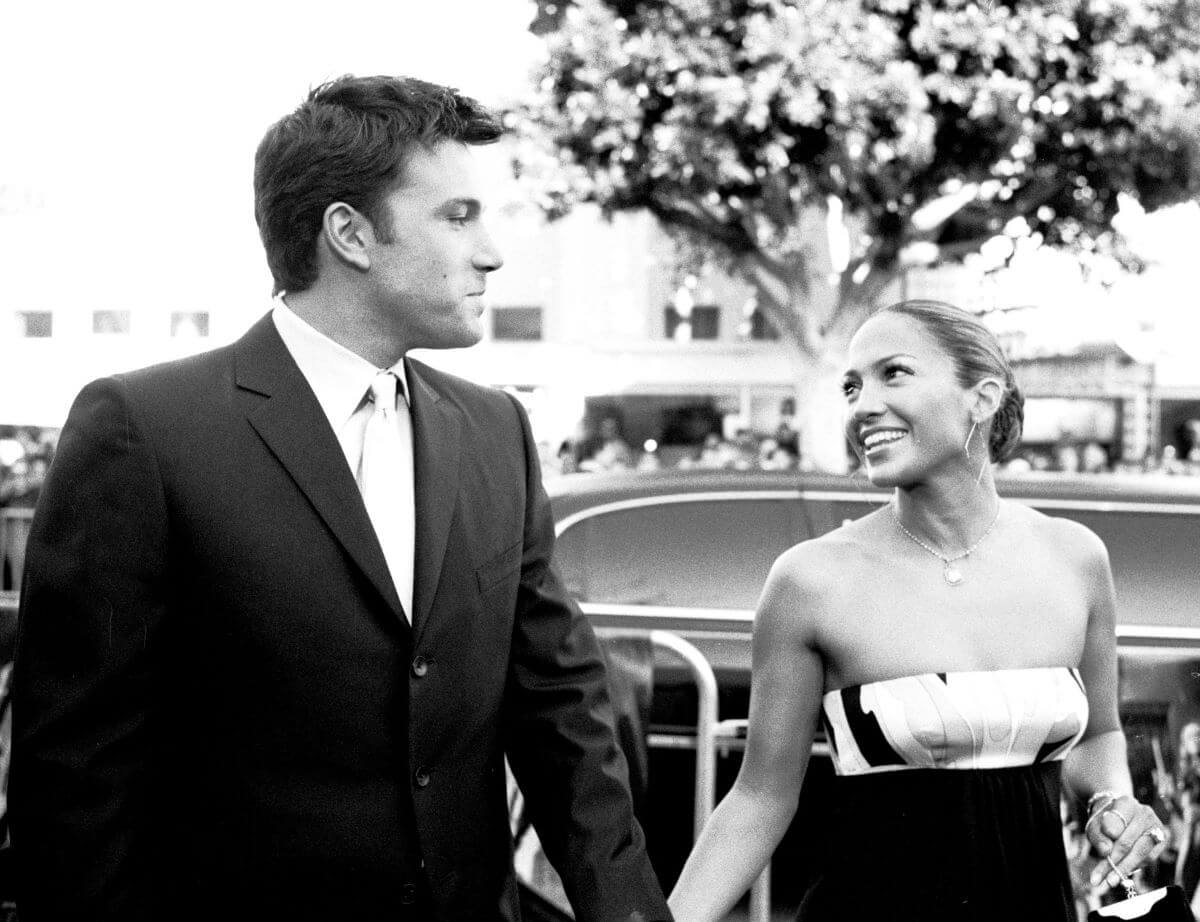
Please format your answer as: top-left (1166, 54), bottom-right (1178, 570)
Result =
top-left (283, 286), bottom-right (405, 368)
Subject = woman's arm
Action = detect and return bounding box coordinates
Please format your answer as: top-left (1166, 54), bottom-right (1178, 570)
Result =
top-left (668, 548), bottom-right (826, 922)
top-left (1062, 524), bottom-right (1168, 887)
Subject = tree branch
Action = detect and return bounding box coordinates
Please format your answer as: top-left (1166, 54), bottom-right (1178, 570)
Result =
top-left (642, 195), bottom-right (755, 254)
top-left (741, 256), bottom-right (820, 357)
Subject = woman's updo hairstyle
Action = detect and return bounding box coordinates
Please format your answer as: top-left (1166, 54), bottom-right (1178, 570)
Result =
top-left (875, 299), bottom-right (1024, 463)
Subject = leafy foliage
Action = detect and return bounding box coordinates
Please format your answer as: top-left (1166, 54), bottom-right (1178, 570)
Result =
top-left (512, 0), bottom-right (1200, 343)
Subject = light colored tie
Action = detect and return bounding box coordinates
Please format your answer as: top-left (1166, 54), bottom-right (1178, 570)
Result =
top-left (359, 371), bottom-right (415, 621)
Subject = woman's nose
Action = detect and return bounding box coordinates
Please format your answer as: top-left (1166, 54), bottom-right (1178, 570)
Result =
top-left (850, 381), bottom-right (885, 421)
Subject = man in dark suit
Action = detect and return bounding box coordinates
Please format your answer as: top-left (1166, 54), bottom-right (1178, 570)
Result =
top-left (10, 75), bottom-right (671, 922)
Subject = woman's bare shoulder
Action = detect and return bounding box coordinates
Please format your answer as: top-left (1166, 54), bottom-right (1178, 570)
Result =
top-left (756, 514), bottom-right (884, 652)
top-left (767, 510), bottom-right (884, 600)
top-left (1007, 499), bottom-right (1109, 566)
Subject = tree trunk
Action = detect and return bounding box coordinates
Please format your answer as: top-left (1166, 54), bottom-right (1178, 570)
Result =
top-left (743, 204), bottom-right (884, 473)
top-left (793, 346), bottom-right (853, 473)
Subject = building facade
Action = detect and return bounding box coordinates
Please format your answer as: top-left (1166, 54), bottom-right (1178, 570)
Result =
top-left (2, 185), bottom-right (1191, 468)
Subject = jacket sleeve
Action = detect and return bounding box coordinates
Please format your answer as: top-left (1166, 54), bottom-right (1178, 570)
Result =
top-left (10, 376), bottom-right (168, 922)
top-left (500, 393), bottom-right (672, 922)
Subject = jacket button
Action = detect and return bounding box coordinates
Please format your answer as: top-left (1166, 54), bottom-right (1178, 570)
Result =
top-left (414, 767), bottom-right (431, 788)
top-left (412, 656), bottom-right (429, 678)
top-left (399, 883), bottom-right (418, 905)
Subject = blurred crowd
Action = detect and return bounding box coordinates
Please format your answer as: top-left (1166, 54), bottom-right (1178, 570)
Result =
top-left (5, 416), bottom-right (1200, 494)
top-left (0, 428), bottom-right (56, 511)
top-left (556, 420), bottom-right (804, 477)
top-left (1003, 422), bottom-right (1200, 477)
top-left (1162, 722), bottom-right (1200, 911)
top-left (550, 413), bottom-right (1200, 480)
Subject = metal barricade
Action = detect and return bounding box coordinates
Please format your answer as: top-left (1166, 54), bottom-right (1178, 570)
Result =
top-left (598, 628), bottom-right (773, 921)
top-left (597, 628), bottom-right (719, 841)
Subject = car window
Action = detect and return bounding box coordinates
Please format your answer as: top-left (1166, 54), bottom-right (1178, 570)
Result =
top-left (555, 499), bottom-right (797, 609)
top-left (800, 496), bottom-right (883, 536)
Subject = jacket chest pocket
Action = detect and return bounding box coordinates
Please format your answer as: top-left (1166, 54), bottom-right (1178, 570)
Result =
top-left (475, 540), bottom-right (522, 596)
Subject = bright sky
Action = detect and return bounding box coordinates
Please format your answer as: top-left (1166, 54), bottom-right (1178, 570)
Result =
top-left (0, 0), bottom-right (541, 312)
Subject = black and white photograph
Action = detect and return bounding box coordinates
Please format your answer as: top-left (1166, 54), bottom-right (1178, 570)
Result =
top-left (2, 1), bottom-right (1199, 919)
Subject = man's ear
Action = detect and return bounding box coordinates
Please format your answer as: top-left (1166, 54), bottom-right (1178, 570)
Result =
top-left (320, 202), bottom-right (373, 273)
top-left (972, 377), bottom-right (1005, 424)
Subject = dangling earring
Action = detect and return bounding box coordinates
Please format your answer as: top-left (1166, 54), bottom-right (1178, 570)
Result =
top-left (965, 419), bottom-right (988, 484)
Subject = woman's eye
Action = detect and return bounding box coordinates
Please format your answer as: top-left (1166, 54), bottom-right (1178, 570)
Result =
top-left (842, 380), bottom-right (860, 398)
top-left (884, 363), bottom-right (911, 381)
top-left (448, 214), bottom-right (470, 226)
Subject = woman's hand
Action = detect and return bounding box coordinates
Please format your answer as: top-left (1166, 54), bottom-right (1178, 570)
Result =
top-left (1086, 792), bottom-right (1169, 891)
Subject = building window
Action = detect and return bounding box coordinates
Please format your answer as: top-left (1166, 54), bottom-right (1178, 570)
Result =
top-left (691, 306), bottom-right (719, 340)
top-left (16, 311), bottom-right (52, 338)
top-left (748, 308), bottom-right (780, 341)
top-left (171, 311), bottom-right (210, 338)
top-left (664, 304), bottom-right (720, 341)
top-left (93, 310), bottom-right (131, 334)
top-left (491, 306), bottom-right (543, 341)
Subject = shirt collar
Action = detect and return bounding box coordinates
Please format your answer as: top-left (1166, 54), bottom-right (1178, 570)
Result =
top-left (271, 295), bottom-right (410, 431)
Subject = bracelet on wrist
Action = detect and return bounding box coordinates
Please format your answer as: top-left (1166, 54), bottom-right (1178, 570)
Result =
top-left (1086, 789), bottom-right (1125, 816)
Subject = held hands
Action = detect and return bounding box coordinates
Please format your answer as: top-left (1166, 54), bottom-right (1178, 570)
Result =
top-left (1085, 791), bottom-right (1168, 892)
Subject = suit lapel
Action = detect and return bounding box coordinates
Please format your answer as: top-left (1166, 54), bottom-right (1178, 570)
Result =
top-left (235, 315), bottom-right (408, 626)
top-left (406, 359), bottom-right (462, 643)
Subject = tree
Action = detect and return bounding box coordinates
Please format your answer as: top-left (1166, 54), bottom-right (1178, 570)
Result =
top-left (510, 0), bottom-right (1200, 469)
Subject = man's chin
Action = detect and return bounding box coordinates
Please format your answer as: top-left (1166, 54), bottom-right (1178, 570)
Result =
top-left (454, 324), bottom-right (485, 348)
top-left (420, 324), bottom-right (484, 351)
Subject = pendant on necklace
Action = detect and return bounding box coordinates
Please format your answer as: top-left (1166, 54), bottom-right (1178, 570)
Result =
top-left (943, 564), bottom-right (964, 586)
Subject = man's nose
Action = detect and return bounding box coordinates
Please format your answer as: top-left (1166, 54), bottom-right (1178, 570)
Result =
top-left (473, 226), bottom-right (503, 272)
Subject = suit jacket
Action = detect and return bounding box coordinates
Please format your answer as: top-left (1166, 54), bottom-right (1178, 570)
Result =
top-left (10, 314), bottom-right (670, 922)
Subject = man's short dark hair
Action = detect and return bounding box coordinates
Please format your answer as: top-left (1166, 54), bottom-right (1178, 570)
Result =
top-left (254, 74), bottom-right (503, 294)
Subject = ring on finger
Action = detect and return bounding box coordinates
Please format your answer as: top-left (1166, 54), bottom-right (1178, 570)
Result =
top-left (1146, 827), bottom-right (1167, 845)
top-left (1103, 807), bottom-right (1131, 827)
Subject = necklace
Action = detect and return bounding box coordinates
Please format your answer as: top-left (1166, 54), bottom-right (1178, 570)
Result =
top-left (890, 501), bottom-right (1001, 587)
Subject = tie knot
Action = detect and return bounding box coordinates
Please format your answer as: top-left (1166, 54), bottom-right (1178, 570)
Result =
top-left (369, 372), bottom-right (400, 411)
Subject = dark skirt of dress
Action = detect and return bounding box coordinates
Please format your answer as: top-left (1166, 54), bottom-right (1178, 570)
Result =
top-left (797, 761), bottom-right (1076, 922)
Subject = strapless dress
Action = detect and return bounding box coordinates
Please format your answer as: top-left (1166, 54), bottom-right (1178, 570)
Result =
top-left (796, 666), bottom-right (1088, 921)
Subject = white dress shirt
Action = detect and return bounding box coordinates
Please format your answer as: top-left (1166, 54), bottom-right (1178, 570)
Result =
top-left (272, 297), bottom-right (416, 618)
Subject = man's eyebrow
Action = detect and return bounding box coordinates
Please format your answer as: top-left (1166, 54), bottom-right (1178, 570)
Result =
top-left (438, 197), bottom-right (483, 214)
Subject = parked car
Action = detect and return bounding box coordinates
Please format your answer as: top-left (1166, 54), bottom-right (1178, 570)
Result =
top-left (551, 468), bottom-right (1200, 618)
